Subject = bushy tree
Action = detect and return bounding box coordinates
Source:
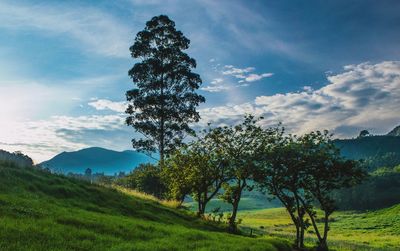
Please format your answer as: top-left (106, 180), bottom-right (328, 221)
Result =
top-left (298, 131), bottom-right (365, 250)
top-left (126, 15), bottom-right (205, 164)
top-left (0, 150), bottom-right (34, 167)
top-left (358, 130), bottom-right (370, 138)
top-left (256, 130), bottom-right (366, 250)
top-left (255, 132), bottom-right (309, 248)
top-left (163, 147), bottom-right (196, 204)
top-left (163, 129), bottom-right (228, 215)
top-left (118, 163), bottom-right (166, 198)
top-left (216, 115), bottom-right (266, 232)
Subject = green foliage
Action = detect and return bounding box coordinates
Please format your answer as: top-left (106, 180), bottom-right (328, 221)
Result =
top-left (126, 15), bottom-right (205, 161)
top-left (256, 130), bottom-right (366, 250)
top-left (333, 136), bottom-right (400, 168)
top-left (162, 148), bottom-right (195, 203)
top-left (163, 129), bottom-right (229, 215)
top-left (335, 166), bottom-right (400, 210)
top-left (116, 163), bottom-right (166, 199)
top-left (214, 115), bottom-right (268, 232)
top-left (363, 152), bottom-right (400, 171)
top-left (358, 130), bottom-right (370, 138)
top-left (0, 162), bottom-right (291, 251)
top-left (0, 149), bottom-right (33, 167)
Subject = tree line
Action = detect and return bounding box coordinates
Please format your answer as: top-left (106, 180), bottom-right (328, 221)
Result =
top-left (122, 15), bottom-right (367, 251)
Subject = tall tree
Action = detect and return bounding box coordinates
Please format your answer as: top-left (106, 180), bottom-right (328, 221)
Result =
top-left (126, 15), bottom-right (205, 164)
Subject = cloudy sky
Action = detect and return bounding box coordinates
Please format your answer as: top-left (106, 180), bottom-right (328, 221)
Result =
top-left (0, 0), bottom-right (400, 162)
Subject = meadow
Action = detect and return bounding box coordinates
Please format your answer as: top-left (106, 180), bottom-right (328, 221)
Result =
top-left (0, 162), bottom-right (290, 251)
top-left (238, 206), bottom-right (400, 251)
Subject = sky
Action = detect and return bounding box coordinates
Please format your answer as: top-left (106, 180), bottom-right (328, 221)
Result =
top-left (0, 0), bottom-right (400, 162)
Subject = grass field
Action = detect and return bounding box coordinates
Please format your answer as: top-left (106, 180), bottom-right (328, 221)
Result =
top-left (238, 206), bottom-right (400, 251)
top-left (185, 189), bottom-right (281, 213)
top-left (0, 163), bottom-right (290, 251)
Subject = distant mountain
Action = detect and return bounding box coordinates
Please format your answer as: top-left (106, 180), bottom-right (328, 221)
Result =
top-left (387, 125), bottom-right (400, 136)
top-left (40, 147), bottom-right (154, 175)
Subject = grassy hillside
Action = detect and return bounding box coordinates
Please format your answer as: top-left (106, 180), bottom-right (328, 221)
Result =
top-left (333, 136), bottom-right (400, 161)
top-left (238, 206), bottom-right (400, 251)
top-left (0, 162), bottom-right (290, 251)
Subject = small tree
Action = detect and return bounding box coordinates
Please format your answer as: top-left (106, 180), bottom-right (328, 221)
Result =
top-left (298, 131), bottom-right (366, 251)
top-left (126, 15), bottom-right (205, 165)
top-left (119, 163), bottom-right (166, 198)
top-left (358, 130), bottom-right (370, 138)
top-left (163, 147), bottom-right (196, 205)
top-left (217, 115), bottom-right (266, 232)
top-left (257, 130), bottom-right (366, 250)
top-left (85, 168), bottom-right (93, 183)
top-left (255, 132), bottom-right (309, 249)
top-left (163, 129), bottom-right (229, 215)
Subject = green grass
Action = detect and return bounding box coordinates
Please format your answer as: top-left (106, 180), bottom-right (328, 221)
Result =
top-left (0, 163), bottom-right (290, 251)
top-left (238, 206), bottom-right (400, 251)
top-left (185, 190), bottom-right (281, 213)
top-left (185, 197), bottom-right (276, 213)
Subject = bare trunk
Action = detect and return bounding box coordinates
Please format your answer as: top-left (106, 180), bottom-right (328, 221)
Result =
top-left (294, 193), bottom-right (305, 249)
top-left (228, 184), bottom-right (244, 233)
top-left (228, 199), bottom-right (240, 233)
top-left (317, 212), bottom-right (330, 251)
top-left (159, 70), bottom-right (165, 167)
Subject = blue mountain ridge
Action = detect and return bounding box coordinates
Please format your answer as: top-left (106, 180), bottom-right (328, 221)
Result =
top-left (40, 147), bottom-right (155, 175)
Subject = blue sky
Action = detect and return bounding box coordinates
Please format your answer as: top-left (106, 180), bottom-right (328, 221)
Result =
top-left (0, 0), bottom-right (400, 162)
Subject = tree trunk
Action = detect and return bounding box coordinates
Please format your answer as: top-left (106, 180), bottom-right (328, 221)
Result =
top-left (228, 200), bottom-right (239, 233)
top-left (197, 197), bottom-right (206, 216)
top-left (295, 222), bottom-right (300, 248)
top-left (294, 194), bottom-right (305, 249)
top-left (300, 224), bottom-right (305, 249)
top-left (317, 212), bottom-right (330, 251)
top-left (159, 71), bottom-right (165, 167)
top-left (228, 186), bottom-right (243, 233)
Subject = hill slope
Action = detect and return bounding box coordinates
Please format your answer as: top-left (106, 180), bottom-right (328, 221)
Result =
top-left (333, 136), bottom-right (400, 160)
top-left (0, 162), bottom-right (290, 251)
top-left (387, 125), bottom-right (400, 136)
top-left (40, 147), bottom-right (154, 175)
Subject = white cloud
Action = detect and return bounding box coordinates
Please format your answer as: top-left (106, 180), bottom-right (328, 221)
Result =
top-left (221, 65), bottom-right (273, 84)
top-left (201, 78), bottom-right (231, 92)
top-left (0, 114), bottom-right (128, 163)
top-left (200, 61), bottom-right (400, 138)
top-left (0, 76), bottom-right (129, 162)
top-left (211, 78), bottom-right (223, 84)
top-left (3, 61), bottom-right (400, 162)
top-left (201, 85), bottom-right (230, 93)
top-left (222, 65), bottom-right (255, 75)
top-left (245, 73), bottom-right (273, 82)
top-left (88, 99), bottom-right (127, 113)
top-left (0, 1), bottom-right (131, 58)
